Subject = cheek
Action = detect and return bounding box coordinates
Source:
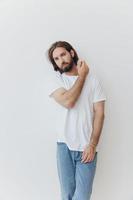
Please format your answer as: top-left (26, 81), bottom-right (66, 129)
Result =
top-left (65, 55), bottom-right (71, 62)
top-left (54, 60), bottom-right (59, 66)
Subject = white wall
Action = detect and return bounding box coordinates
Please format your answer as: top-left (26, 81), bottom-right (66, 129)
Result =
top-left (0, 0), bottom-right (133, 199)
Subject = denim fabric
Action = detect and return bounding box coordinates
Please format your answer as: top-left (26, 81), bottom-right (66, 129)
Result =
top-left (56, 142), bottom-right (97, 200)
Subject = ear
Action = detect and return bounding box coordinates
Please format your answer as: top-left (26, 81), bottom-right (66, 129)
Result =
top-left (70, 50), bottom-right (74, 57)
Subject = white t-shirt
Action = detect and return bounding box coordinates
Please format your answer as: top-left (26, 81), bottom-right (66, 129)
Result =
top-left (48, 71), bottom-right (106, 152)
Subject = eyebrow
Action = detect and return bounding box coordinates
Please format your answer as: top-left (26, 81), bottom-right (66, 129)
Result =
top-left (53, 51), bottom-right (66, 60)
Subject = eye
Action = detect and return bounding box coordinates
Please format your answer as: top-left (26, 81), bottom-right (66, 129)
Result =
top-left (61, 52), bottom-right (66, 56)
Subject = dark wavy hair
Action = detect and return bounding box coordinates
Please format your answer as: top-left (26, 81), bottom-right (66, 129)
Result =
top-left (47, 41), bottom-right (79, 73)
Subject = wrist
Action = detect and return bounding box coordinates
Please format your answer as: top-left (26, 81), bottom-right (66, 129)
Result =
top-left (79, 74), bottom-right (86, 80)
top-left (89, 142), bottom-right (97, 148)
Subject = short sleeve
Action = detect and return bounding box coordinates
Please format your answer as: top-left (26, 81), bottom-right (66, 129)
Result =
top-left (48, 72), bottom-right (65, 97)
top-left (93, 76), bottom-right (106, 103)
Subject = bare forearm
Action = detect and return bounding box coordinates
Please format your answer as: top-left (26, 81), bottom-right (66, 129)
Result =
top-left (62, 75), bottom-right (86, 107)
top-left (51, 60), bottom-right (89, 108)
top-left (89, 112), bottom-right (105, 147)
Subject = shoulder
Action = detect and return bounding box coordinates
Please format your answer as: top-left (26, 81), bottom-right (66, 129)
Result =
top-left (87, 72), bottom-right (104, 90)
top-left (87, 72), bottom-right (99, 83)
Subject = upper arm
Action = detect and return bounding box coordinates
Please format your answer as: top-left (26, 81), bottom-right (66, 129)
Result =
top-left (93, 100), bottom-right (105, 116)
top-left (92, 76), bottom-right (106, 103)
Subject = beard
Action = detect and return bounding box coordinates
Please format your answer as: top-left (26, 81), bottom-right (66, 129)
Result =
top-left (59, 58), bottom-right (74, 74)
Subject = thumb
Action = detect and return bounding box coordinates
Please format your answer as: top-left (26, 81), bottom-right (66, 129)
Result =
top-left (77, 59), bottom-right (83, 67)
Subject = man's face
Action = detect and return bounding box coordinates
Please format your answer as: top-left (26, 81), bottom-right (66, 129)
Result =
top-left (52, 47), bottom-right (74, 73)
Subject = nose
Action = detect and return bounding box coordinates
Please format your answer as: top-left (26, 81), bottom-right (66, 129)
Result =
top-left (59, 58), bottom-right (65, 66)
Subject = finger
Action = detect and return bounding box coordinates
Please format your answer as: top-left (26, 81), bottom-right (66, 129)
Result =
top-left (82, 152), bottom-right (90, 163)
top-left (84, 154), bottom-right (92, 163)
top-left (87, 154), bottom-right (95, 163)
top-left (81, 149), bottom-right (86, 158)
top-left (77, 59), bottom-right (82, 63)
top-left (81, 152), bottom-right (88, 163)
top-left (81, 60), bottom-right (85, 67)
top-left (79, 60), bottom-right (85, 67)
top-left (81, 152), bottom-right (84, 159)
top-left (81, 152), bottom-right (87, 161)
top-left (84, 151), bottom-right (95, 163)
top-left (77, 59), bottom-right (83, 66)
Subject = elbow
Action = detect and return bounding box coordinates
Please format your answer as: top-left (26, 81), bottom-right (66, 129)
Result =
top-left (100, 112), bottom-right (105, 119)
top-left (95, 111), bottom-right (105, 119)
top-left (101, 113), bottom-right (105, 121)
top-left (101, 112), bottom-right (105, 118)
top-left (65, 101), bottom-right (75, 109)
top-left (103, 112), bottom-right (105, 119)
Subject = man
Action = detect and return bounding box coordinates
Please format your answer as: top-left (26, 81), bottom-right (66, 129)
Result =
top-left (47, 41), bottom-right (106, 200)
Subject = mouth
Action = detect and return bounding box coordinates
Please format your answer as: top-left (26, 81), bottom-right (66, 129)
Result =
top-left (63, 63), bottom-right (68, 66)
top-left (61, 64), bottom-right (67, 68)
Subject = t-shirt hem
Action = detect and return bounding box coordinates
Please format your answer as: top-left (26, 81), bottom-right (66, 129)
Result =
top-left (56, 140), bottom-right (99, 152)
top-left (93, 98), bottom-right (106, 103)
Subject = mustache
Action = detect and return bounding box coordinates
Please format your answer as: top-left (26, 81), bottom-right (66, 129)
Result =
top-left (62, 62), bottom-right (69, 66)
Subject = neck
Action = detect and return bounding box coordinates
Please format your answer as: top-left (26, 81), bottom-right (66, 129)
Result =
top-left (64, 64), bottom-right (78, 76)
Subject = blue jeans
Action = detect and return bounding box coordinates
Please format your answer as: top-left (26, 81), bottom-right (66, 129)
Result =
top-left (56, 142), bottom-right (97, 200)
